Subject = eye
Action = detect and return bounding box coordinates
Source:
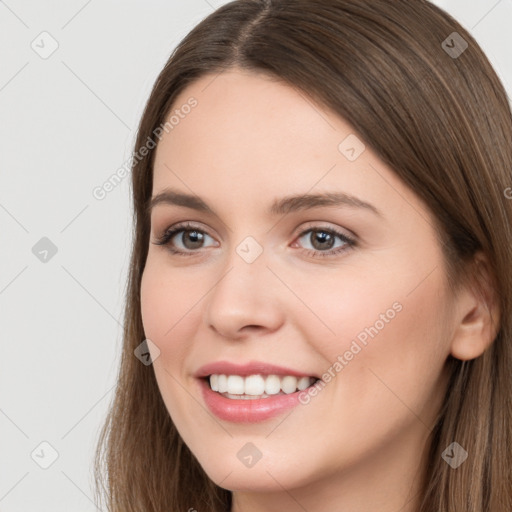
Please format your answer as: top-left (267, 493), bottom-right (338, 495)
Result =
top-left (152, 222), bottom-right (356, 258)
top-left (152, 222), bottom-right (217, 256)
top-left (293, 226), bottom-right (356, 258)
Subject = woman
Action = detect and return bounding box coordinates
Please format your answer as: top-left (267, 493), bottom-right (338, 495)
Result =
top-left (94, 1), bottom-right (512, 510)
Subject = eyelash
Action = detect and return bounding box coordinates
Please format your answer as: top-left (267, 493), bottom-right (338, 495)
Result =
top-left (152, 221), bottom-right (356, 258)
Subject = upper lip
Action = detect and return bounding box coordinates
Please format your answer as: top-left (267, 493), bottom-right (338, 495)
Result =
top-left (195, 360), bottom-right (319, 379)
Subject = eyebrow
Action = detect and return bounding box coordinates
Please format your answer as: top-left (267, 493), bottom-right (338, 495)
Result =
top-left (147, 188), bottom-right (383, 218)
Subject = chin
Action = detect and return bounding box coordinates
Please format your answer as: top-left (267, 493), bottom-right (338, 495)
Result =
top-left (197, 453), bottom-right (316, 493)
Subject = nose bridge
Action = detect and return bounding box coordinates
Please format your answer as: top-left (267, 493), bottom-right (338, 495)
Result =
top-left (211, 234), bottom-right (269, 306)
top-left (204, 233), bottom-right (283, 336)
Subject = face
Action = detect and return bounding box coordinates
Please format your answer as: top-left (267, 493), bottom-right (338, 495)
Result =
top-left (140, 69), bottom-right (456, 500)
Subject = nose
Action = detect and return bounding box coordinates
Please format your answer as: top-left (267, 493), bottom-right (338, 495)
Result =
top-left (203, 245), bottom-right (285, 340)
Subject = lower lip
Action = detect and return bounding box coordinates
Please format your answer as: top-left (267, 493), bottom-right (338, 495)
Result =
top-left (198, 378), bottom-right (308, 423)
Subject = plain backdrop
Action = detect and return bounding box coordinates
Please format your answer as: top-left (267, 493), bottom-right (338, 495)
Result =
top-left (0, 1), bottom-right (510, 510)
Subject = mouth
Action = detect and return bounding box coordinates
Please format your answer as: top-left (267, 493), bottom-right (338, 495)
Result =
top-left (197, 373), bottom-right (322, 423)
top-left (203, 374), bottom-right (320, 400)
top-left (194, 360), bottom-right (322, 422)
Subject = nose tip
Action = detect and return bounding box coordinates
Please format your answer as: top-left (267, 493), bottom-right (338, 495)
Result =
top-left (210, 322), bottom-right (267, 340)
top-left (203, 258), bottom-right (284, 340)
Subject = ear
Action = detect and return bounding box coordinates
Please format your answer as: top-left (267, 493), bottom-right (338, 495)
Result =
top-left (450, 251), bottom-right (501, 361)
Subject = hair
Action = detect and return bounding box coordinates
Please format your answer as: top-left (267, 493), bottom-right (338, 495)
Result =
top-left (93, 1), bottom-right (512, 510)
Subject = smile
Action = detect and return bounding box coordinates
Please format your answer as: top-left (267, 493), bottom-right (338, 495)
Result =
top-left (208, 374), bottom-right (317, 399)
top-left (197, 375), bottom-right (321, 422)
top-left (195, 360), bottom-right (321, 422)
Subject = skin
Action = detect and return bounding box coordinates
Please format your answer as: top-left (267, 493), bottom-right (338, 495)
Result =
top-left (140, 68), bottom-right (496, 512)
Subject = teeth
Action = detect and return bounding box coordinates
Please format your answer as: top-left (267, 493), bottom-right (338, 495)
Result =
top-left (281, 376), bottom-right (298, 394)
top-left (244, 375), bottom-right (265, 395)
top-left (208, 374), bottom-right (316, 397)
top-left (218, 374), bottom-right (228, 393)
top-left (210, 374), bottom-right (219, 392)
top-left (227, 375), bottom-right (245, 394)
top-left (265, 375), bottom-right (281, 395)
top-left (297, 376), bottom-right (311, 391)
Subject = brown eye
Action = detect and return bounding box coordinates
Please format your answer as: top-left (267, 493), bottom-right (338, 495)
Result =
top-left (295, 226), bottom-right (356, 258)
top-left (153, 222), bottom-right (217, 256)
top-left (175, 229), bottom-right (206, 250)
top-left (307, 230), bottom-right (336, 250)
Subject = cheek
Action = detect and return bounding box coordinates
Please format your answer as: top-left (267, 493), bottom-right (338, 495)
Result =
top-left (139, 261), bottom-right (203, 427)
top-left (140, 264), bottom-right (165, 342)
top-left (139, 261), bottom-right (197, 396)
top-left (307, 252), bottom-right (449, 363)
top-left (140, 259), bottom-right (199, 343)
top-left (302, 261), bottom-right (451, 414)
top-left (284, 262), bottom-right (407, 360)
top-left (329, 274), bottom-right (450, 425)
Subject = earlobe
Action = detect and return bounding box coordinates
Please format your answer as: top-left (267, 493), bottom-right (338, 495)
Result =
top-left (449, 253), bottom-right (501, 361)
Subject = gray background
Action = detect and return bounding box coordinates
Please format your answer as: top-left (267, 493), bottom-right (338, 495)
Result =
top-left (0, 1), bottom-right (510, 510)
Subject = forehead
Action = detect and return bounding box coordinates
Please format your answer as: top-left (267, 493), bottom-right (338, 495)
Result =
top-left (154, 70), bottom-right (367, 187)
top-left (160, 70), bottom-right (341, 148)
top-left (150, 69), bottom-right (432, 226)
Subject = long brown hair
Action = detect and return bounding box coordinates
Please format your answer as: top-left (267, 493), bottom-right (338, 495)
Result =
top-left (93, 1), bottom-right (512, 510)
